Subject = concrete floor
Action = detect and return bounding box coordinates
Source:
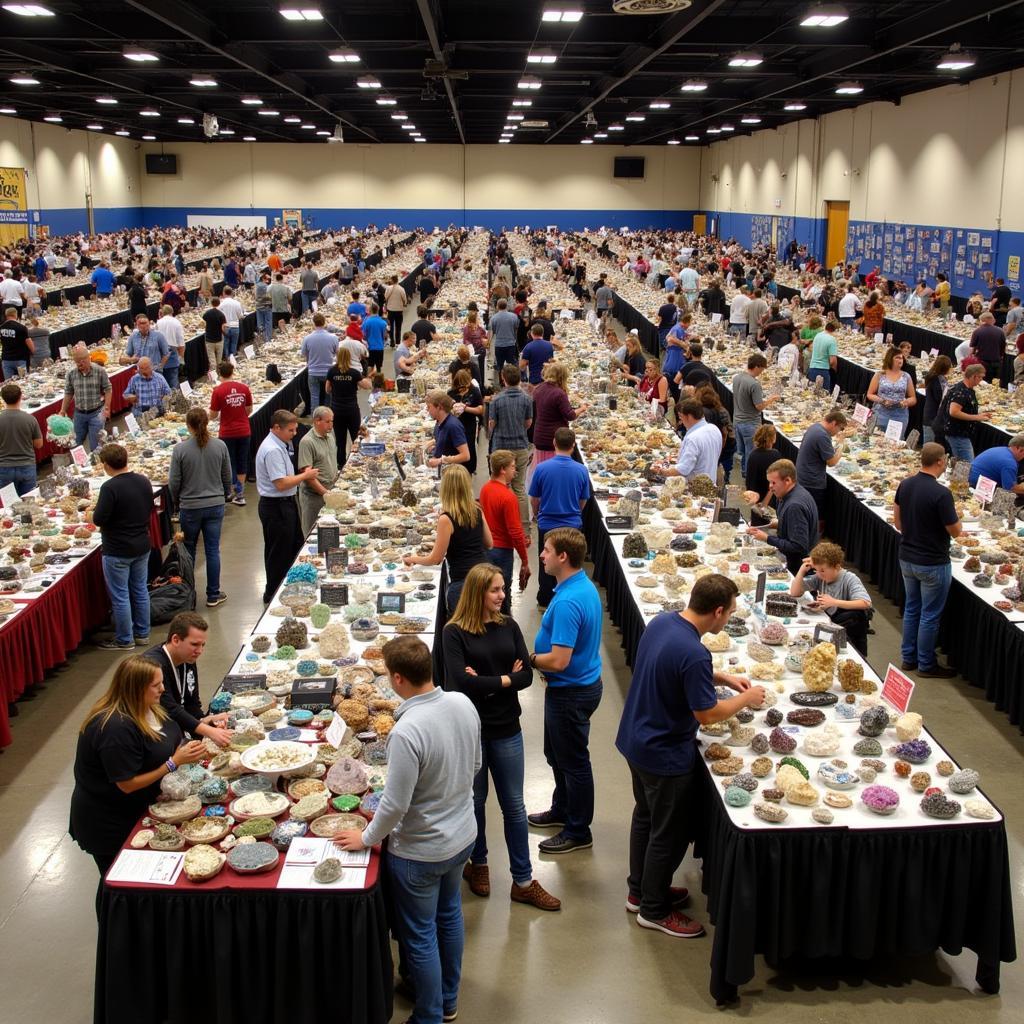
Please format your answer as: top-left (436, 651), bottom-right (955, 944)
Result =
top-left (0, 335), bottom-right (1021, 1023)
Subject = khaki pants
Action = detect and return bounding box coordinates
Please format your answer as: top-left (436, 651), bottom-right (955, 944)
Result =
top-left (298, 489), bottom-right (325, 537)
top-left (206, 341), bottom-right (222, 370)
top-left (510, 447), bottom-right (532, 530)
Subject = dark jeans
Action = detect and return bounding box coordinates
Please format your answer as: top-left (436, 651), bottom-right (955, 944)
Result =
top-left (542, 680), bottom-right (603, 841)
top-left (179, 504), bottom-right (225, 600)
top-left (222, 435), bottom-right (250, 492)
top-left (829, 606), bottom-right (870, 657)
top-left (493, 345), bottom-right (516, 383)
top-left (387, 310), bottom-right (404, 346)
top-left (0, 464), bottom-right (37, 496)
top-left (471, 731), bottom-right (532, 885)
top-left (809, 367), bottom-right (832, 392)
top-left (332, 402), bottom-right (361, 467)
top-left (627, 761), bottom-right (697, 920)
top-left (486, 546), bottom-right (514, 614)
top-left (258, 495), bottom-right (303, 603)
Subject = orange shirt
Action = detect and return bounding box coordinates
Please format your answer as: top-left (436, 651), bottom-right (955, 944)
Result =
top-left (267, 253), bottom-right (283, 273)
top-left (480, 479), bottom-right (528, 560)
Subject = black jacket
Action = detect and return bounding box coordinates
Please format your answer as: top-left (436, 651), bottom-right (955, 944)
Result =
top-left (144, 643), bottom-right (204, 735)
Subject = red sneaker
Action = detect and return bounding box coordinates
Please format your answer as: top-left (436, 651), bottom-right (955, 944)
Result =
top-left (625, 887), bottom-right (689, 913)
top-left (636, 910), bottom-right (705, 938)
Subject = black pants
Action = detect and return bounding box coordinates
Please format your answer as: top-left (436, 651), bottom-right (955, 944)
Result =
top-left (387, 310), bottom-right (403, 346)
top-left (271, 311), bottom-right (291, 328)
top-left (983, 361), bottom-right (1002, 385)
top-left (627, 761), bottom-right (697, 920)
top-left (93, 852), bottom-right (117, 920)
top-left (332, 402), bottom-right (362, 468)
top-left (258, 495), bottom-right (303, 603)
top-left (829, 606), bottom-right (870, 657)
top-left (367, 349), bottom-right (384, 374)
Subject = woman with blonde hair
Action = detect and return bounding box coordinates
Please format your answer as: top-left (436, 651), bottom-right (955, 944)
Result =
top-left (404, 464), bottom-right (492, 612)
top-left (531, 361), bottom-right (589, 469)
top-left (168, 406), bottom-right (233, 608)
top-left (618, 332), bottom-right (647, 385)
top-left (443, 564), bottom-right (560, 912)
top-left (70, 656), bottom-right (206, 911)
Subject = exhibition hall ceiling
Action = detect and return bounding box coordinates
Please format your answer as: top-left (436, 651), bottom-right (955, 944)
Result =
top-left (0, 0), bottom-right (1022, 145)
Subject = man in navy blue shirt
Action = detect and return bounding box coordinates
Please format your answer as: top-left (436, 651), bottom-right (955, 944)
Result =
top-left (347, 291), bottom-right (367, 319)
top-left (528, 428), bottom-right (591, 607)
top-left (616, 574), bottom-right (764, 938)
top-left (519, 323), bottom-right (562, 387)
top-left (426, 391), bottom-right (470, 469)
top-left (488, 298), bottom-right (521, 384)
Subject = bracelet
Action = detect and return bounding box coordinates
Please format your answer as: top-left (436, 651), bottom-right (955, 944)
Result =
top-left (165, 758), bottom-right (178, 773)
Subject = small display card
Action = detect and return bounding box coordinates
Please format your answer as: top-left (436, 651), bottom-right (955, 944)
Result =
top-left (881, 663), bottom-right (915, 714)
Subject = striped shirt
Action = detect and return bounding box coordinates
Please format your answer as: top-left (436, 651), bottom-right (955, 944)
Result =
top-left (124, 371), bottom-right (171, 411)
top-left (487, 386), bottom-right (532, 450)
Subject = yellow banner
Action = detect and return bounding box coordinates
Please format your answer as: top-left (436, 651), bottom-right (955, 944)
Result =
top-left (0, 167), bottom-right (28, 246)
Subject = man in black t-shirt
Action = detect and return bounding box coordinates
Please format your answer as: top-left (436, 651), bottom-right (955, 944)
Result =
top-left (527, 302), bottom-right (555, 341)
top-left (0, 307), bottom-right (33, 379)
top-left (990, 277), bottom-right (1012, 326)
top-left (202, 296), bottom-right (227, 367)
top-left (410, 305), bottom-right (437, 346)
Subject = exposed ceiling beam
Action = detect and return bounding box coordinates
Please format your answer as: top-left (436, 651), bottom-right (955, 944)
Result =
top-left (415, 0), bottom-right (465, 145)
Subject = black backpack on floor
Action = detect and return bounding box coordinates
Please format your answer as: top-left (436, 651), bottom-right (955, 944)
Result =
top-left (148, 540), bottom-right (197, 624)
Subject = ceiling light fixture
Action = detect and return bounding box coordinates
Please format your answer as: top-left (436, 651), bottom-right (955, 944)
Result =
top-left (518, 75), bottom-right (542, 90)
top-left (279, 6), bottom-right (323, 20)
top-left (96, 95), bottom-right (117, 104)
top-left (115, 129), bottom-right (130, 136)
top-left (177, 117), bottom-right (195, 124)
top-left (42, 112), bottom-right (61, 122)
top-left (140, 108), bottom-right (160, 117)
top-left (258, 109), bottom-right (280, 116)
top-left (391, 113), bottom-right (407, 120)
top-left (594, 131), bottom-right (608, 138)
top-left (685, 134), bottom-right (699, 141)
top-left (499, 138), bottom-right (510, 143)
top-left (356, 75), bottom-right (381, 89)
top-left (376, 95), bottom-right (397, 106)
top-left (507, 113), bottom-right (524, 120)
top-left (284, 116), bottom-right (302, 123)
top-left (0, 107), bottom-right (16, 114)
top-left (2, 4), bottom-right (55, 15)
top-left (190, 76), bottom-right (217, 87)
top-left (219, 128), bottom-right (235, 135)
top-left (607, 122), bottom-right (624, 131)
top-left (667, 139), bottom-right (680, 145)
top-left (800, 4), bottom-right (848, 27)
top-left (728, 53), bottom-right (763, 68)
top-left (580, 138), bottom-right (593, 144)
top-left (328, 50), bottom-right (361, 63)
top-left (937, 44), bottom-right (976, 71)
top-left (649, 101), bottom-right (670, 110)
top-left (401, 123), bottom-right (417, 130)
top-left (784, 101), bottom-right (807, 111)
top-left (85, 123), bottom-right (103, 130)
top-left (706, 126), bottom-right (721, 134)
top-left (625, 113), bottom-right (645, 122)
top-left (512, 99), bottom-right (532, 107)
top-left (316, 129), bottom-right (331, 136)
top-left (835, 80), bottom-right (863, 94)
top-left (681, 79), bottom-right (708, 92)
top-left (527, 51), bottom-right (557, 64)
top-left (142, 134), bottom-right (156, 140)
top-left (414, 137), bottom-right (426, 142)
top-left (720, 123), bottom-right (735, 132)
top-left (740, 114), bottom-right (762, 123)
top-left (541, 6), bottom-right (583, 22)
top-left (301, 123), bottom-right (316, 129)
top-left (9, 74), bottom-right (39, 85)
top-left (243, 135), bottom-right (256, 141)
top-left (123, 45), bottom-right (158, 62)
top-left (241, 96), bottom-right (263, 105)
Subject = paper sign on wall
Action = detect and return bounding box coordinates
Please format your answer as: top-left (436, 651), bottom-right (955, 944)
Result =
top-left (881, 663), bottom-right (915, 714)
top-left (884, 419), bottom-right (905, 442)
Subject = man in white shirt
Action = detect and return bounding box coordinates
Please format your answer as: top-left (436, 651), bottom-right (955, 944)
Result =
top-left (653, 399), bottom-right (723, 482)
top-left (155, 304), bottom-right (186, 391)
top-left (218, 286), bottom-right (245, 359)
top-left (729, 286), bottom-right (751, 337)
top-left (837, 286), bottom-right (862, 327)
top-left (0, 273), bottom-right (25, 316)
top-left (679, 262), bottom-right (700, 305)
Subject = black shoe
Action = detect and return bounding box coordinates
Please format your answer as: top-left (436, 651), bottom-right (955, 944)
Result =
top-left (539, 832), bottom-right (593, 855)
top-left (917, 664), bottom-right (957, 679)
top-left (97, 638), bottom-right (135, 650)
top-left (527, 809), bottom-right (565, 829)
top-left (900, 661), bottom-right (918, 671)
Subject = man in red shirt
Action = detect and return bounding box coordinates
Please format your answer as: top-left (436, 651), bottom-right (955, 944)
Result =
top-left (480, 449), bottom-right (531, 613)
top-left (208, 360), bottom-right (253, 505)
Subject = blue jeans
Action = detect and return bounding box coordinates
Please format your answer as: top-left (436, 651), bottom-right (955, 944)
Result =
top-left (387, 841), bottom-right (475, 1024)
top-left (947, 435), bottom-right (974, 464)
top-left (735, 421), bottom-right (757, 476)
top-left (223, 326), bottom-right (240, 358)
top-left (874, 407), bottom-right (908, 437)
top-left (2, 359), bottom-right (27, 380)
top-left (542, 680), bottom-right (603, 841)
top-left (728, 323), bottom-right (747, 336)
top-left (159, 365), bottom-right (179, 391)
top-left (0, 464), bottom-right (37, 496)
top-left (445, 579), bottom-right (465, 617)
top-left (839, 316), bottom-right (857, 329)
top-left (179, 504), bottom-right (224, 600)
top-left (899, 560), bottom-right (952, 671)
top-left (222, 435), bottom-right (250, 493)
top-left (471, 732), bottom-right (532, 885)
top-left (301, 290), bottom-right (317, 313)
top-left (809, 367), bottom-right (831, 392)
top-left (102, 552), bottom-right (150, 644)
top-left (922, 425), bottom-right (935, 445)
top-left (255, 309), bottom-right (273, 345)
top-left (486, 546), bottom-right (514, 614)
top-left (308, 373), bottom-right (326, 414)
top-left (74, 408), bottom-right (105, 450)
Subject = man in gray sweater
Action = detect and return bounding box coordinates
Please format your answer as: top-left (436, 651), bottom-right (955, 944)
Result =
top-left (336, 635), bottom-right (480, 1024)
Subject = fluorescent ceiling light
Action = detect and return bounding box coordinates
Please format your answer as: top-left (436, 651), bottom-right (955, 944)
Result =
top-left (43, 113), bottom-right (61, 122)
top-left (667, 139), bottom-right (680, 145)
top-left (685, 134), bottom-right (699, 141)
top-left (706, 127), bottom-right (721, 134)
top-left (681, 79), bottom-right (708, 92)
top-left (594, 131), bottom-right (608, 138)
top-left (96, 96), bottom-right (117, 104)
top-left (3, 4), bottom-right (55, 15)
top-left (284, 116), bottom-right (302, 123)
top-left (328, 50), bottom-right (361, 63)
top-left (140, 108), bottom-right (160, 117)
top-left (507, 113), bottom-right (524, 120)
top-left (413, 138), bottom-right (426, 142)
top-left (800, 4), bottom-right (848, 27)
top-left (0, 107), bottom-right (16, 114)
top-left (115, 129), bottom-right (130, 136)
top-left (518, 76), bottom-right (542, 90)
top-left (85, 123), bottom-right (103, 130)
top-left (401, 123), bottom-right (417, 130)
top-left (123, 46), bottom-right (158, 62)
top-left (280, 7), bottom-right (323, 20)
top-left (580, 138), bottom-right (593, 144)
top-left (728, 53), bottom-right (763, 68)
top-left (241, 96), bottom-right (263, 105)
top-left (937, 45), bottom-right (976, 71)
top-left (316, 130), bottom-right (331, 136)
top-left (542, 6), bottom-right (583, 22)
top-left (391, 113), bottom-right (407, 120)
top-left (243, 135), bottom-right (256, 141)
top-left (301, 123), bottom-right (316, 129)
top-left (784, 101), bottom-right (807, 111)
top-left (190, 76), bottom-right (217, 87)
top-left (219, 128), bottom-right (235, 135)
top-left (142, 134), bottom-right (156, 140)
top-left (356, 76), bottom-right (381, 89)
top-left (649, 101), bottom-right (670, 110)
top-left (740, 115), bottom-right (761, 124)
top-left (10, 74), bottom-right (39, 85)
top-left (527, 51), bottom-right (557, 64)
top-left (177, 117), bottom-right (195, 124)
top-left (512, 99), bottom-right (532, 107)
top-left (258, 109), bottom-right (280, 116)
top-left (835, 81), bottom-right (863, 94)
top-left (499, 138), bottom-right (510, 143)
top-left (720, 123), bottom-right (735, 132)
top-left (376, 95), bottom-right (397, 105)
top-left (607, 123), bottom-right (624, 131)
top-left (625, 114), bottom-right (645, 122)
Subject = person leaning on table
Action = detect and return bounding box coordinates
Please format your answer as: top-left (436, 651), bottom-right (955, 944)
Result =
top-left (69, 655), bottom-right (207, 916)
top-left (966, 434), bottom-right (1024, 496)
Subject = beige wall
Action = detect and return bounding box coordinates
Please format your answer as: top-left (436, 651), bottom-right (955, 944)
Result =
top-left (701, 69), bottom-right (1024, 232)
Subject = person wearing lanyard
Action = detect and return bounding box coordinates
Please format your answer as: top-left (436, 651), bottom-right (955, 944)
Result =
top-left (143, 612), bottom-right (233, 747)
top-left (124, 314), bottom-right (169, 372)
top-left (255, 409), bottom-right (319, 604)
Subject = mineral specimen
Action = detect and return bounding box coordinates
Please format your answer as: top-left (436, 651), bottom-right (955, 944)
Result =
top-left (753, 802), bottom-right (788, 823)
top-left (812, 808), bottom-right (834, 825)
top-left (183, 844), bottom-right (226, 882)
top-left (802, 642), bottom-right (837, 692)
top-left (895, 712), bottom-right (923, 742)
top-left (275, 617), bottom-right (309, 650)
top-left (920, 792), bottom-right (961, 819)
top-left (890, 739), bottom-right (931, 764)
top-left (853, 737), bottom-right (882, 757)
top-left (758, 621), bottom-right (789, 645)
top-left (948, 768), bottom-right (980, 794)
top-left (709, 756), bottom-right (744, 775)
top-left (790, 691), bottom-right (839, 707)
top-left (724, 786), bottom-right (752, 808)
top-left (769, 727), bottom-right (797, 753)
top-left (762, 788), bottom-right (785, 803)
top-left (326, 757), bottom-right (369, 795)
top-left (936, 760), bottom-right (956, 777)
top-left (750, 733), bottom-right (770, 755)
top-left (837, 658), bottom-right (866, 693)
top-left (857, 706), bottom-right (889, 737)
top-left (703, 743), bottom-right (732, 761)
top-left (778, 756), bottom-right (809, 779)
top-left (746, 642), bottom-right (776, 663)
top-left (861, 785), bottom-right (900, 815)
top-left (823, 791), bottom-right (853, 809)
top-left (803, 725), bottom-right (842, 757)
top-left (786, 708), bottom-right (826, 728)
top-left (786, 780), bottom-right (820, 806)
top-left (817, 763), bottom-right (858, 789)
top-left (314, 857), bottom-right (344, 884)
top-left (764, 708), bottom-right (783, 727)
top-left (910, 771), bottom-right (931, 792)
top-left (894, 760), bottom-right (912, 778)
top-left (730, 772), bottom-right (759, 792)
top-left (226, 841), bottom-right (280, 873)
top-left (964, 799), bottom-right (995, 820)
top-left (623, 533), bottom-right (649, 559)
top-left (750, 757), bottom-right (773, 777)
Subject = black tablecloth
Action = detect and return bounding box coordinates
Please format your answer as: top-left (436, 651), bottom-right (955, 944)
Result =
top-left (250, 369), bottom-right (308, 458)
top-left (94, 884), bottom-right (393, 1024)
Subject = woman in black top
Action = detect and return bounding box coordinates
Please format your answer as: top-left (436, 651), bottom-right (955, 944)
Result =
top-left (403, 464), bottom-right (492, 613)
top-left (447, 369), bottom-right (484, 477)
top-left (744, 423), bottom-right (782, 506)
top-left (442, 564), bottom-right (559, 911)
top-left (618, 333), bottom-right (647, 385)
top-left (70, 655), bottom-right (206, 913)
top-left (922, 355), bottom-right (951, 445)
top-left (325, 347), bottom-right (371, 466)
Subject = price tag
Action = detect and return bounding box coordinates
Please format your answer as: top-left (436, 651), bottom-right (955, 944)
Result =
top-left (831, 384), bottom-right (840, 402)
top-left (852, 403), bottom-right (870, 425)
top-left (124, 413), bottom-right (140, 435)
top-left (884, 419), bottom-right (905, 442)
top-left (711, 312), bottom-right (722, 323)
top-left (0, 482), bottom-right (18, 508)
top-left (179, 380), bottom-right (193, 397)
top-left (111, 426), bottom-right (119, 437)
top-left (58, 346), bottom-right (69, 360)
top-left (873, 332), bottom-right (884, 344)
top-left (973, 475), bottom-right (997, 504)
top-left (243, 345), bottom-right (255, 359)
top-left (70, 445), bottom-right (89, 468)
top-left (881, 663), bottom-right (915, 714)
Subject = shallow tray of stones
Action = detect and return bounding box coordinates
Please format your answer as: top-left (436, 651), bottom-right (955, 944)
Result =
top-left (226, 841), bottom-right (280, 874)
top-left (308, 812), bottom-right (368, 839)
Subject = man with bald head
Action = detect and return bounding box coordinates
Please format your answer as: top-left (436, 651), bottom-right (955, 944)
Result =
top-left (60, 343), bottom-right (112, 449)
top-left (124, 356), bottom-right (171, 415)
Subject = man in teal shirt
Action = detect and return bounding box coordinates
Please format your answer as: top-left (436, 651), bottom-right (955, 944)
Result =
top-left (528, 527), bottom-right (603, 855)
top-left (809, 320), bottom-right (839, 392)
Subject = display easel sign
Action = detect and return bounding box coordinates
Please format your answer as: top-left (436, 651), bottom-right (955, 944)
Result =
top-left (884, 419), bottom-right (905, 443)
top-left (243, 345), bottom-right (255, 360)
top-left (831, 384), bottom-right (841, 402)
top-left (852, 403), bottom-right (870, 426)
top-left (973, 475), bottom-right (997, 504)
top-left (881, 663), bottom-right (915, 714)
top-left (0, 483), bottom-right (18, 509)
top-left (179, 380), bottom-right (193, 397)
top-left (711, 313), bottom-right (722, 323)
top-left (71, 445), bottom-right (89, 468)
top-left (124, 413), bottom-right (140, 435)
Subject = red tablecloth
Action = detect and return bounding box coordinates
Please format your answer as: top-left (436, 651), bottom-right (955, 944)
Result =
top-left (0, 547), bottom-right (109, 747)
top-left (32, 367), bottom-right (134, 463)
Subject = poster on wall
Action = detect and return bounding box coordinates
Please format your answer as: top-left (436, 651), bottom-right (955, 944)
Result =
top-left (1008, 255), bottom-right (1020, 282)
top-left (0, 167), bottom-right (29, 246)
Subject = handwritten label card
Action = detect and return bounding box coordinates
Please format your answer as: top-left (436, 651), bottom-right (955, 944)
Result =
top-left (852, 403), bottom-right (871, 426)
top-left (881, 663), bottom-right (915, 714)
top-left (884, 419), bottom-right (905, 442)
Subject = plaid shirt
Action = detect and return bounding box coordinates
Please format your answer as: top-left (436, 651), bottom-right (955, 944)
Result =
top-left (64, 364), bottom-right (112, 412)
top-left (125, 371), bottom-right (171, 411)
top-left (488, 385), bottom-right (532, 450)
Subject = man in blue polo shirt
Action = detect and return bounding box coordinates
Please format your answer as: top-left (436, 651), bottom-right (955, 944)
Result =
top-left (528, 427), bottom-right (591, 607)
top-left (361, 302), bottom-right (389, 363)
top-left (528, 526), bottom-right (603, 855)
top-left (425, 390), bottom-right (470, 470)
top-left (967, 435), bottom-right (1024, 494)
top-left (90, 262), bottom-right (116, 298)
top-left (299, 312), bottom-right (338, 413)
top-left (488, 298), bottom-right (521, 385)
top-left (615, 574), bottom-right (764, 938)
top-left (346, 291), bottom-right (367, 319)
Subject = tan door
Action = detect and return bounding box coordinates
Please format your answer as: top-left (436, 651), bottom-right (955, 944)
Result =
top-left (825, 200), bottom-right (849, 270)
top-left (692, 214), bottom-right (706, 235)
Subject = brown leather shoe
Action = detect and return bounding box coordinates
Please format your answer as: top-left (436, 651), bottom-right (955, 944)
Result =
top-left (510, 880), bottom-right (562, 911)
top-left (462, 862), bottom-right (490, 897)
